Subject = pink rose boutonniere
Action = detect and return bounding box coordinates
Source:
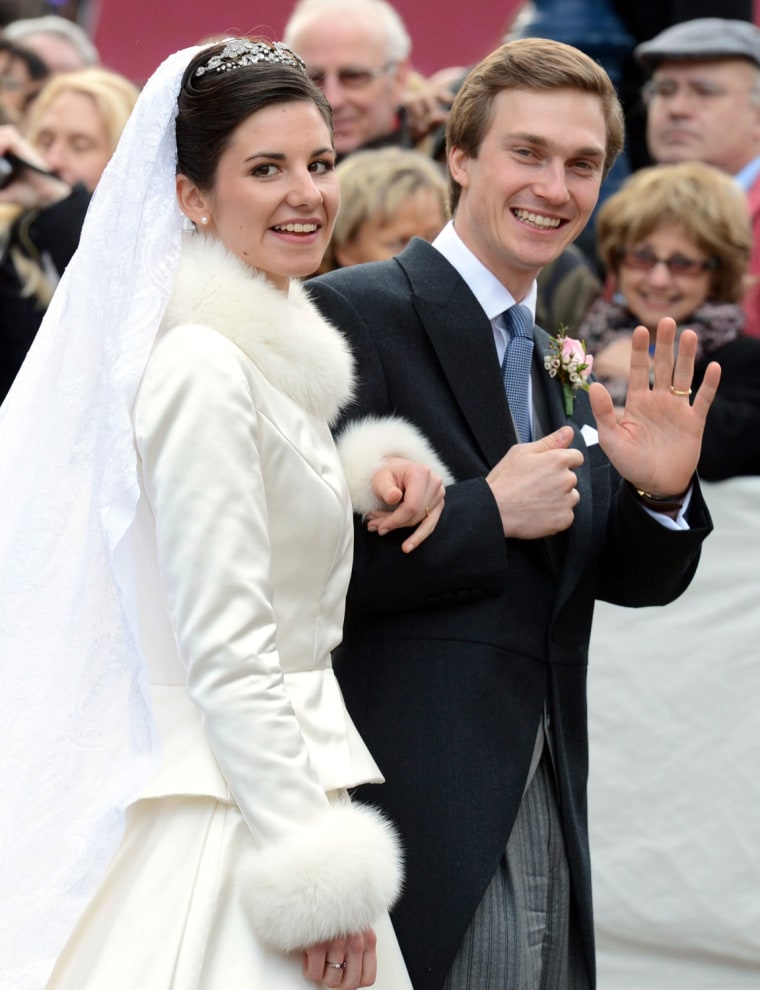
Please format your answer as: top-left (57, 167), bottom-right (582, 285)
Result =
top-left (544, 325), bottom-right (594, 415)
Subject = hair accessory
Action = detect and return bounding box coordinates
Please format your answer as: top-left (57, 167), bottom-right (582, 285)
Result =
top-left (194, 38), bottom-right (306, 78)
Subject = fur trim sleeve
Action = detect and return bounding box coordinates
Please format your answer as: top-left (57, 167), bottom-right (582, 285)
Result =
top-left (336, 415), bottom-right (454, 517)
top-left (237, 800), bottom-right (403, 953)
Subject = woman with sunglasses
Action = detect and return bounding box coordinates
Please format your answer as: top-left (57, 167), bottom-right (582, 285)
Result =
top-left (579, 160), bottom-right (760, 480)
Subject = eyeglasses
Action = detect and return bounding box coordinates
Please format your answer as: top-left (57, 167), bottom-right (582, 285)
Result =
top-left (617, 247), bottom-right (719, 277)
top-left (642, 79), bottom-right (730, 105)
top-left (308, 62), bottom-right (396, 90)
top-left (0, 76), bottom-right (25, 92)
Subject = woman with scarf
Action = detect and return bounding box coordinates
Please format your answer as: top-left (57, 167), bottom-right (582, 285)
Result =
top-left (579, 160), bottom-right (760, 480)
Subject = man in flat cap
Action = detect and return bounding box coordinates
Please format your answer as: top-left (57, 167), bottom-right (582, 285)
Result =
top-left (636, 18), bottom-right (760, 337)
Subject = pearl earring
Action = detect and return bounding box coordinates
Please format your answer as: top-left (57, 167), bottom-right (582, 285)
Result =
top-left (200, 216), bottom-right (209, 225)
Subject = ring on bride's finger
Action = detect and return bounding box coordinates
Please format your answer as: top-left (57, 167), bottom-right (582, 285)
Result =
top-left (669, 386), bottom-right (692, 396)
top-left (325, 960), bottom-right (347, 971)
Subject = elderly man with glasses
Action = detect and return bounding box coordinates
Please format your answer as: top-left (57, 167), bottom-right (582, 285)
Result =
top-left (635, 18), bottom-right (760, 338)
top-left (283, 0), bottom-right (422, 160)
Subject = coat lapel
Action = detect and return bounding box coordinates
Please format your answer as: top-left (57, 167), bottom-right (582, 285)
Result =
top-left (397, 242), bottom-right (518, 466)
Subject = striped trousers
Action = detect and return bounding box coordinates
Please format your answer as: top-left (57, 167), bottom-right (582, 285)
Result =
top-left (443, 753), bottom-right (591, 990)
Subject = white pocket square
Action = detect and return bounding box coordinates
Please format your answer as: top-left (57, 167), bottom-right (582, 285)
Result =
top-left (581, 424), bottom-right (599, 447)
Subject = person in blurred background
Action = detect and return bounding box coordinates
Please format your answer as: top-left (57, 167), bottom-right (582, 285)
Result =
top-left (579, 160), bottom-right (760, 480)
top-left (317, 146), bottom-right (447, 273)
top-left (635, 18), bottom-right (760, 337)
top-left (535, 242), bottom-right (602, 337)
top-left (0, 65), bottom-right (138, 400)
top-left (284, 0), bottom-right (445, 160)
top-left (608, 0), bottom-right (754, 172)
top-left (3, 12), bottom-right (99, 73)
top-left (25, 65), bottom-right (138, 191)
top-left (0, 36), bottom-right (49, 126)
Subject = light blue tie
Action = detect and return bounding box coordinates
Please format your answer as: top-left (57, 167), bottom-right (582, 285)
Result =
top-left (501, 304), bottom-right (534, 443)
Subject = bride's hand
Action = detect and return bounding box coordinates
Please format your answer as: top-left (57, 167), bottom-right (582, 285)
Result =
top-left (366, 456), bottom-right (445, 553)
top-left (303, 927), bottom-right (378, 988)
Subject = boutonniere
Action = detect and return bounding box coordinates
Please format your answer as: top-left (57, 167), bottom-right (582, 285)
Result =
top-left (544, 325), bottom-right (593, 415)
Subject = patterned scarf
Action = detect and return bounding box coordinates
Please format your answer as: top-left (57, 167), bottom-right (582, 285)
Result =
top-left (579, 297), bottom-right (745, 405)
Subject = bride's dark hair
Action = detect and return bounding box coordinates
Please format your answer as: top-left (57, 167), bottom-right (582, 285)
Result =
top-left (176, 39), bottom-right (333, 190)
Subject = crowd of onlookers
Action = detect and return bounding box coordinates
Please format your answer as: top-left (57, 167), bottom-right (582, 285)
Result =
top-left (3, 3), bottom-right (760, 428)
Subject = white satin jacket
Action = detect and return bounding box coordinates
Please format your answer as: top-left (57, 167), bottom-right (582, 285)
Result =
top-left (118, 234), bottom-right (437, 951)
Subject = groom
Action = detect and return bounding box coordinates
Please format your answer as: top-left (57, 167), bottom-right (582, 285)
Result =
top-left (308, 37), bottom-right (719, 990)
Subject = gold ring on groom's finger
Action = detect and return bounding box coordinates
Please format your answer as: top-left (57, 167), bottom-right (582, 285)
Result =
top-left (424, 505), bottom-right (431, 517)
top-left (669, 386), bottom-right (692, 396)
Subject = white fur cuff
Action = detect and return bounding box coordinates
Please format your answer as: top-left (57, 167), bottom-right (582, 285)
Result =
top-left (336, 415), bottom-right (454, 517)
top-left (238, 801), bottom-right (404, 953)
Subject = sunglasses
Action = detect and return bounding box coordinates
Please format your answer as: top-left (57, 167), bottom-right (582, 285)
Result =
top-left (307, 62), bottom-right (396, 90)
top-left (617, 247), bottom-right (718, 277)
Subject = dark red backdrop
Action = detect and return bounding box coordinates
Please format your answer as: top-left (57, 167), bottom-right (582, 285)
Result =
top-left (89, 0), bottom-right (522, 86)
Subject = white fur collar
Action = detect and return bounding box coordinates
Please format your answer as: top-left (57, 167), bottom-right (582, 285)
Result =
top-left (161, 234), bottom-right (354, 424)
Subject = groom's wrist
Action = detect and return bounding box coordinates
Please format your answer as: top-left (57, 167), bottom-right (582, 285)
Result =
top-left (630, 482), bottom-right (690, 515)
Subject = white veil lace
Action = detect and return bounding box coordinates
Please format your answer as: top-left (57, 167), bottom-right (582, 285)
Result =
top-left (0, 44), bottom-right (202, 989)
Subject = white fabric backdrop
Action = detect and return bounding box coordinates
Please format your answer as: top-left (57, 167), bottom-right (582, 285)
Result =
top-left (588, 476), bottom-right (760, 989)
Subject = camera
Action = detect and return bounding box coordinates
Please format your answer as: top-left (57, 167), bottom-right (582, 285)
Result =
top-left (0, 153), bottom-right (56, 190)
top-left (0, 154), bottom-right (20, 190)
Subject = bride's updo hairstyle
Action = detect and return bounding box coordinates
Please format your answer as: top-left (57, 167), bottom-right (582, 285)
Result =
top-left (175, 37), bottom-right (333, 191)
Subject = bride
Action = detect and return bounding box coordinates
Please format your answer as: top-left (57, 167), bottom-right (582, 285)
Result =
top-left (0, 38), bottom-right (450, 990)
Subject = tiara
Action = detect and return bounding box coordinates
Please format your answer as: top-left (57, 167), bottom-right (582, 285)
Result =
top-left (195, 39), bottom-right (307, 78)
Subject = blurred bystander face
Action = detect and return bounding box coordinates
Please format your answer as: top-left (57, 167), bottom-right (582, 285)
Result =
top-left (284, 0), bottom-right (412, 158)
top-left (580, 161), bottom-right (760, 479)
top-left (26, 67), bottom-right (138, 192)
top-left (0, 67), bottom-right (138, 400)
top-left (636, 18), bottom-right (760, 336)
top-left (0, 38), bottom-right (49, 126)
top-left (318, 146), bottom-right (448, 273)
